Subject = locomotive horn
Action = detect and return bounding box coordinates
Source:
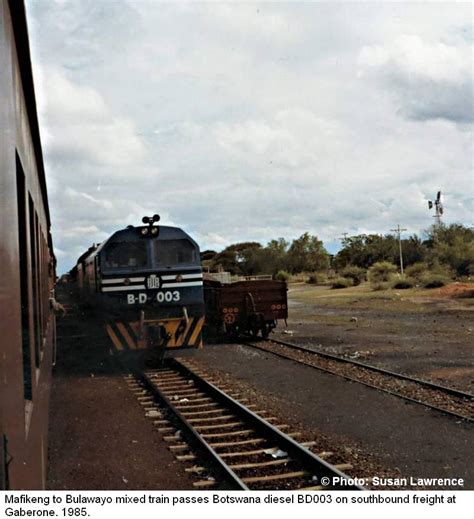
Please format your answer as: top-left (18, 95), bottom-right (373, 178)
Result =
top-left (142, 216), bottom-right (150, 224)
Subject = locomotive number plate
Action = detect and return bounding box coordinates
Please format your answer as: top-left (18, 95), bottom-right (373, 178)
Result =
top-left (127, 291), bottom-right (181, 304)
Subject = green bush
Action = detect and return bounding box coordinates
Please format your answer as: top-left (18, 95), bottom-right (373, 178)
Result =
top-left (368, 261), bottom-right (398, 285)
top-left (405, 262), bottom-right (429, 281)
top-left (275, 270), bottom-right (290, 282)
top-left (306, 272), bottom-right (328, 285)
top-left (421, 275), bottom-right (449, 288)
top-left (468, 263), bottom-right (474, 277)
top-left (391, 277), bottom-right (415, 289)
top-left (331, 277), bottom-right (353, 289)
top-left (341, 266), bottom-right (366, 286)
top-left (371, 282), bottom-right (390, 291)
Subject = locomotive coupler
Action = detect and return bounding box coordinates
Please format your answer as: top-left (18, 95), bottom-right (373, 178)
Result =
top-left (147, 324), bottom-right (169, 364)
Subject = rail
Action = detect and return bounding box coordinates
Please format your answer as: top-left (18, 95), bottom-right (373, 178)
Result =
top-left (242, 338), bottom-right (474, 422)
top-left (139, 358), bottom-right (364, 490)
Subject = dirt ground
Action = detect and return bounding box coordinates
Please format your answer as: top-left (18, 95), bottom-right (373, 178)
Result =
top-left (179, 344), bottom-right (473, 490)
top-left (279, 283), bottom-right (474, 392)
top-left (47, 287), bottom-right (195, 490)
top-left (48, 283), bottom-right (473, 491)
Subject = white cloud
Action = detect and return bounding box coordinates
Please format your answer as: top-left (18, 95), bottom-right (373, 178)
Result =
top-left (358, 34), bottom-right (473, 123)
top-left (36, 67), bottom-right (145, 167)
top-left (206, 3), bottom-right (304, 45)
top-left (25, 1), bottom-right (472, 273)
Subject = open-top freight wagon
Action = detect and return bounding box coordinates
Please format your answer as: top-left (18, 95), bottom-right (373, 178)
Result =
top-left (204, 279), bottom-right (288, 339)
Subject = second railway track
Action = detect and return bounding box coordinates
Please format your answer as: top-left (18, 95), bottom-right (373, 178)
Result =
top-left (131, 358), bottom-right (363, 490)
top-left (243, 338), bottom-right (474, 422)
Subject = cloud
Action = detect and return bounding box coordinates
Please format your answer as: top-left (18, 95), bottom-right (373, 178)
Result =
top-left (36, 67), bottom-right (145, 167)
top-left (205, 3), bottom-right (304, 45)
top-left (358, 34), bottom-right (473, 123)
top-left (25, 1), bottom-right (472, 273)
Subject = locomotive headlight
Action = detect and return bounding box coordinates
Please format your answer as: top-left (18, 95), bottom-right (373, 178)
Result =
top-left (175, 275), bottom-right (183, 282)
top-left (124, 278), bottom-right (131, 286)
top-left (141, 227), bottom-right (149, 235)
top-left (151, 227), bottom-right (158, 235)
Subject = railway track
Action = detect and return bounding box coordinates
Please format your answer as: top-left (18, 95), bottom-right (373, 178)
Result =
top-left (243, 338), bottom-right (474, 422)
top-left (128, 358), bottom-right (363, 490)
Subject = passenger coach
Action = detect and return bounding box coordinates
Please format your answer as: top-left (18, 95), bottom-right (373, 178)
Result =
top-left (0, 0), bottom-right (56, 489)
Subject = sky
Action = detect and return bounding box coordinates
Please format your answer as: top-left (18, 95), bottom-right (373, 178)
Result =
top-left (25, 1), bottom-right (473, 274)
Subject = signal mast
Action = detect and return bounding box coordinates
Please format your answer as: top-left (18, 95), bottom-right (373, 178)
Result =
top-left (428, 191), bottom-right (443, 228)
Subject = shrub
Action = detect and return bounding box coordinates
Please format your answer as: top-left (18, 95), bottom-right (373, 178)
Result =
top-left (331, 277), bottom-right (353, 289)
top-left (341, 266), bottom-right (366, 286)
top-left (275, 270), bottom-right (290, 282)
top-left (368, 261), bottom-right (398, 285)
top-left (371, 282), bottom-right (390, 291)
top-left (405, 262), bottom-right (429, 281)
top-left (430, 262), bottom-right (455, 279)
top-left (391, 277), bottom-right (415, 289)
top-left (289, 272), bottom-right (306, 282)
top-left (421, 275), bottom-right (449, 288)
top-left (306, 272), bottom-right (328, 285)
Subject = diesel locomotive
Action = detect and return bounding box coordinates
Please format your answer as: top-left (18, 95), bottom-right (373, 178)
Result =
top-left (76, 215), bottom-right (205, 355)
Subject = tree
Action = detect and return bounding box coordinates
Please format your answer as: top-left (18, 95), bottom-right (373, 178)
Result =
top-left (334, 234), bottom-right (397, 269)
top-left (425, 224), bottom-right (474, 277)
top-left (210, 242), bottom-right (262, 275)
top-left (200, 250), bottom-right (217, 262)
top-left (286, 233), bottom-right (329, 273)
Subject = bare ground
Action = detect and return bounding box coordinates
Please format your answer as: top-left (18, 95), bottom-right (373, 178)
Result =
top-left (47, 287), bottom-right (195, 490)
top-left (178, 344), bottom-right (473, 490)
top-left (279, 283), bottom-right (474, 393)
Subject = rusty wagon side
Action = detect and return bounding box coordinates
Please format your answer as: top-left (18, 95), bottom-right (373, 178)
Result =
top-left (204, 279), bottom-right (288, 339)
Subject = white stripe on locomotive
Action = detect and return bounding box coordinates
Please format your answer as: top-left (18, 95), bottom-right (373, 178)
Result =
top-left (102, 280), bottom-right (203, 292)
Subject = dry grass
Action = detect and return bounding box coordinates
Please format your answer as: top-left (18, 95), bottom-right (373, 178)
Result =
top-left (288, 281), bottom-right (474, 312)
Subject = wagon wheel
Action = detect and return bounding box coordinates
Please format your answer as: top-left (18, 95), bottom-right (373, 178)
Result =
top-left (261, 320), bottom-right (276, 339)
top-left (248, 314), bottom-right (264, 338)
top-left (261, 323), bottom-right (270, 339)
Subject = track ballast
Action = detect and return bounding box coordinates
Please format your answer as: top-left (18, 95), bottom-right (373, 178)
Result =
top-left (243, 338), bottom-right (474, 422)
top-left (135, 358), bottom-right (363, 490)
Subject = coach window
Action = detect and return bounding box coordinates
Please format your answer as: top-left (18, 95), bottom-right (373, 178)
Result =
top-left (29, 197), bottom-right (41, 367)
top-left (104, 241), bottom-right (148, 268)
top-left (16, 155), bottom-right (32, 401)
top-left (153, 239), bottom-right (197, 266)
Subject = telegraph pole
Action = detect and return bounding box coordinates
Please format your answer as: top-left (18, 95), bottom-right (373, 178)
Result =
top-left (390, 224), bottom-right (407, 275)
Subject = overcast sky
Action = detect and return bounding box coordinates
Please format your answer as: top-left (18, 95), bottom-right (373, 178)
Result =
top-left (26, 1), bottom-right (473, 273)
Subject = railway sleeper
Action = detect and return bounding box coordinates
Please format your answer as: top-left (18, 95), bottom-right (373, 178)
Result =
top-left (174, 397), bottom-right (213, 405)
top-left (208, 438), bottom-right (267, 449)
top-left (161, 388), bottom-right (201, 396)
top-left (230, 458), bottom-right (292, 471)
top-left (194, 421), bottom-right (245, 431)
top-left (200, 429), bottom-right (255, 440)
top-left (242, 471), bottom-right (308, 484)
top-left (175, 402), bottom-right (221, 411)
top-left (193, 480), bottom-right (217, 489)
top-left (181, 408), bottom-right (228, 417)
top-left (187, 414), bottom-right (236, 424)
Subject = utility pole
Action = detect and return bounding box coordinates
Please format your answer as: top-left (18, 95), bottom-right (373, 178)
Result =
top-left (390, 224), bottom-right (407, 275)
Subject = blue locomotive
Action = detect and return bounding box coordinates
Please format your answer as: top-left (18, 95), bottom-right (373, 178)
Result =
top-left (76, 215), bottom-right (205, 353)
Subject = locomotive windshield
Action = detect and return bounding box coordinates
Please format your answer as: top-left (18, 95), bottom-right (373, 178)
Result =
top-left (104, 241), bottom-right (148, 268)
top-left (153, 239), bottom-right (197, 266)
